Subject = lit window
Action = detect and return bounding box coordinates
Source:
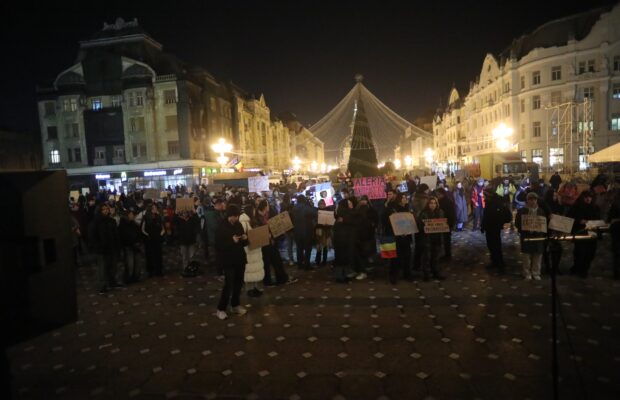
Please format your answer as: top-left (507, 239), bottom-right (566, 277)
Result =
top-left (112, 95), bottom-right (122, 107)
top-left (611, 114), bottom-right (620, 131)
top-left (63, 99), bottom-right (70, 111)
top-left (532, 71), bottom-right (540, 85)
top-left (549, 147), bottom-right (564, 169)
top-left (114, 146), bottom-right (125, 160)
top-left (612, 84), bottom-right (620, 100)
top-left (136, 91), bottom-right (144, 106)
top-left (532, 149), bottom-right (543, 166)
top-left (49, 149), bottom-right (60, 164)
top-left (91, 98), bottom-right (102, 110)
top-left (551, 66), bottom-right (561, 81)
top-left (520, 150), bottom-right (527, 162)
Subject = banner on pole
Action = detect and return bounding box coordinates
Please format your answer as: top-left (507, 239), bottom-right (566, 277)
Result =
top-left (352, 176), bottom-right (386, 200)
top-left (389, 212), bottom-right (418, 235)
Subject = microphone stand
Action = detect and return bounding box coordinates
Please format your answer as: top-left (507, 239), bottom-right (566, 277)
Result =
top-left (524, 229), bottom-right (606, 400)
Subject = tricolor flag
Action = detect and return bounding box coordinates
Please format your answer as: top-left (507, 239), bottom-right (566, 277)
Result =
top-left (379, 237), bottom-right (397, 259)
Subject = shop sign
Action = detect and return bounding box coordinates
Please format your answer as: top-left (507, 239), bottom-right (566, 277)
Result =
top-left (144, 170), bottom-right (166, 177)
top-left (95, 174), bottom-right (110, 179)
top-left (121, 171), bottom-right (127, 182)
top-left (173, 169), bottom-right (183, 175)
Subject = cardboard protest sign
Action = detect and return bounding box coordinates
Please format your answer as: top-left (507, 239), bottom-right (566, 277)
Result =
top-left (160, 191), bottom-right (168, 199)
top-left (175, 198), bottom-right (194, 212)
top-left (144, 188), bottom-right (159, 200)
top-left (268, 211), bottom-right (294, 237)
top-left (585, 220), bottom-right (607, 230)
top-left (352, 176), bottom-right (386, 200)
top-left (69, 190), bottom-right (79, 200)
top-left (423, 218), bottom-right (450, 233)
top-left (549, 214), bottom-right (574, 233)
top-left (206, 184), bottom-right (224, 193)
top-left (420, 175), bottom-right (437, 190)
top-left (248, 175), bottom-right (269, 193)
top-left (521, 215), bottom-right (547, 233)
top-left (248, 225), bottom-right (271, 250)
top-left (318, 210), bottom-right (336, 226)
top-left (389, 212), bottom-right (418, 235)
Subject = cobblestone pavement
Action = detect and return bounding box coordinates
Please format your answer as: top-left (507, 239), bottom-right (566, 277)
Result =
top-left (8, 228), bottom-right (620, 400)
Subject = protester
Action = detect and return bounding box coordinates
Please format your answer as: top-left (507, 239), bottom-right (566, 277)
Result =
top-left (314, 199), bottom-right (333, 266)
top-left (280, 193), bottom-right (296, 266)
top-left (205, 198), bottom-right (226, 276)
top-left (174, 209), bottom-right (200, 271)
top-left (471, 178), bottom-right (485, 231)
top-left (118, 210), bottom-right (143, 283)
top-left (239, 204), bottom-right (265, 297)
top-left (482, 188), bottom-right (512, 273)
top-left (291, 195), bottom-right (318, 270)
top-left (607, 188), bottom-right (620, 280)
top-left (515, 192), bottom-right (548, 280)
top-left (333, 198), bottom-right (356, 283)
top-left (496, 178), bottom-right (516, 229)
top-left (412, 184), bottom-right (430, 271)
top-left (215, 204), bottom-right (248, 320)
top-left (142, 203), bottom-right (165, 277)
top-left (549, 171), bottom-right (562, 191)
top-left (436, 189), bottom-right (455, 261)
top-left (453, 181), bottom-right (468, 231)
top-left (417, 196), bottom-right (446, 281)
top-left (256, 200), bottom-right (297, 286)
top-left (568, 190), bottom-right (601, 278)
top-left (384, 193), bottom-right (413, 283)
top-left (89, 204), bottom-right (122, 294)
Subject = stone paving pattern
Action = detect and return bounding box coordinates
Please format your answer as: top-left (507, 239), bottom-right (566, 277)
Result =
top-left (8, 229), bottom-right (620, 399)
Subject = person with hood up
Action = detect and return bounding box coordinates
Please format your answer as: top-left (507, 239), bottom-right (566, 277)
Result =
top-left (453, 181), bottom-right (468, 231)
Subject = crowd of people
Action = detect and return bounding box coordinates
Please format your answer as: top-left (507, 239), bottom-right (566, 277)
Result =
top-left (68, 170), bottom-right (620, 319)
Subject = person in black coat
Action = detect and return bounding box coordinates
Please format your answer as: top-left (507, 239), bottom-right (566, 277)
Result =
top-left (333, 198), bottom-right (356, 283)
top-left (481, 188), bottom-right (512, 273)
top-left (436, 189), bottom-right (456, 260)
top-left (89, 204), bottom-right (121, 293)
top-left (215, 204), bottom-right (248, 319)
top-left (291, 195), bottom-right (318, 270)
top-left (353, 195), bottom-right (378, 279)
top-left (384, 193), bottom-right (413, 284)
top-left (141, 204), bottom-right (165, 277)
top-left (118, 210), bottom-right (143, 283)
top-left (567, 190), bottom-right (601, 278)
top-left (174, 210), bottom-right (200, 270)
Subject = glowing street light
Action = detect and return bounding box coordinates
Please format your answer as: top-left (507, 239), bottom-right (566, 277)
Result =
top-left (211, 138), bottom-right (233, 168)
top-left (310, 160), bottom-right (318, 172)
top-left (404, 155), bottom-right (413, 168)
top-left (320, 162), bottom-right (327, 173)
top-left (291, 156), bottom-right (302, 171)
top-left (394, 159), bottom-right (402, 170)
top-left (492, 123), bottom-right (514, 152)
top-left (424, 148), bottom-right (435, 163)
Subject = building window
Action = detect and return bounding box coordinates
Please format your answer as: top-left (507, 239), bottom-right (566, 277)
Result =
top-left (128, 92), bottom-right (135, 107)
top-left (47, 126), bottom-right (58, 140)
top-left (532, 121), bottom-right (541, 138)
top-left (520, 99), bottom-right (525, 113)
top-left (532, 71), bottom-right (540, 85)
top-left (164, 90), bottom-right (177, 104)
top-left (612, 84), bottom-right (620, 100)
top-left (532, 95), bottom-right (541, 110)
top-left (63, 99), bottom-right (70, 112)
top-left (167, 141), bottom-right (179, 155)
top-left (587, 59), bottom-right (595, 72)
top-left (65, 122), bottom-right (79, 138)
top-left (165, 115), bottom-right (178, 131)
top-left (551, 91), bottom-right (561, 105)
top-left (551, 66), bottom-right (561, 81)
top-left (95, 147), bottom-right (106, 160)
top-left (49, 149), bottom-right (60, 164)
top-left (520, 75), bottom-right (525, 89)
top-left (136, 91), bottom-right (144, 106)
top-left (520, 150), bottom-right (527, 162)
top-left (112, 95), bottom-right (122, 107)
top-left (140, 143), bottom-right (147, 156)
top-left (583, 87), bottom-right (594, 100)
top-left (532, 149), bottom-right (543, 166)
top-left (129, 117), bottom-right (144, 133)
top-left (521, 124), bottom-right (525, 139)
top-left (132, 144), bottom-right (138, 157)
top-left (44, 102), bottom-right (55, 116)
top-left (70, 98), bottom-right (77, 111)
top-left (132, 143), bottom-right (147, 158)
top-left (113, 146), bottom-right (125, 160)
top-left (579, 59), bottom-right (595, 74)
top-left (74, 148), bottom-right (81, 162)
top-left (612, 114), bottom-right (620, 131)
top-left (579, 146), bottom-right (591, 170)
top-left (578, 121), bottom-right (594, 132)
top-left (504, 82), bottom-right (509, 93)
top-left (549, 147), bottom-right (564, 168)
top-left (91, 98), bottom-right (102, 110)
top-left (614, 55), bottom-right (620, 72)
top-left (67, 148), bottom-right (73, 162)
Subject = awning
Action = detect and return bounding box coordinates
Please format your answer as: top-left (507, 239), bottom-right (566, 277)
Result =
top-left (589, 142), bottom-right (620, 163)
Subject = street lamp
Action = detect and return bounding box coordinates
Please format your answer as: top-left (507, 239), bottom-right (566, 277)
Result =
top-left (404, 155), bottom-right (413, 169)
top-left (212, 138), bottom-right (233, 169)
top-left (493, 123), bottom-right (514, 152)
top-left (292, 156), bottom-right (302, 171)
top-left (424, 148), bottom-right (434, 163)
top-left (394, 158), bottom-right (402, 170)
top-left (310, 160), bottom-right (318, 172)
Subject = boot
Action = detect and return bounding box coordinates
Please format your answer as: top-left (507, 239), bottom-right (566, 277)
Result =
top-left (321, 248), bottom-right (328, 265)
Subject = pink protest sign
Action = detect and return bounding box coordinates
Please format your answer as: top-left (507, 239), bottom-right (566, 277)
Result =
top-left (352, 176), bottom-right (386, 200)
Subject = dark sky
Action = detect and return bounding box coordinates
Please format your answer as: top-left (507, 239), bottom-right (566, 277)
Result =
top-left (1, 0), bottom-right (618, 135)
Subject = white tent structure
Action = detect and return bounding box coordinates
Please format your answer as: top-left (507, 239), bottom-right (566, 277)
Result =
top-left (589, 142), bottom-right (620, 163)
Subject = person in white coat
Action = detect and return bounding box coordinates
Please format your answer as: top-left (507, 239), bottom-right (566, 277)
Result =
top-left (240, 204), bottom-right (265, 297)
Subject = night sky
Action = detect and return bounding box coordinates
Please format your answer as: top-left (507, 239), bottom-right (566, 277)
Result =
top-left (1, 0), bottom-right (618, 136)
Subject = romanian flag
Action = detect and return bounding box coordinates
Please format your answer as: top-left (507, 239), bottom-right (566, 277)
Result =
top-left (380, 237), bottom-right (397, 259)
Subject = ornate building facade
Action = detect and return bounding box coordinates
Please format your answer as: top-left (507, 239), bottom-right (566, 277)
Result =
top-left (36, 18), bottom-right (319, 190)
top-left (433, 4), bottom-right (620, 173)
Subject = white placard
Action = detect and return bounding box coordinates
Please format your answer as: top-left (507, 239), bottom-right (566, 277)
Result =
top-left (248, 175), bottom-right (269, 193)
top-left (318, 210), bottom-right (335, 226)
top-left (390, 212), bottom-right (419, 235)
top-left (81, 188), bottom-right (90, 196)
top-left (549, 214), bottom-right (574, 233)
top-left (585, 220), bottom-right (607, 229)
top-left (521, 215), bottom-right (547, 233)
top-left (420, 175), bottom-right (437, 190)
top-left (422, 218), bottom-right (450, 233)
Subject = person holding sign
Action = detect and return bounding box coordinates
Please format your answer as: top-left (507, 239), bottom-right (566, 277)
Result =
top-left (214, 205), bottom-right (249, 320)
top-left (515, 192), bottom-right (548, 280)
top-left (239, 205), bottom-right (265, 297)
top-left (314, 199), bottom-right (334, 266)
top-left (384, 193), bottom-right (414, 284)
top-left (256, 200), bottom-right (296, 286)
top-left (417, 196), bottom-right (446, 281)
top-left (567, 190), bottom-right (601, 278)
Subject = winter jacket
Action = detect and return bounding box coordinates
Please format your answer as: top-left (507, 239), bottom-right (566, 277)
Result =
top-left (482, 194), bottom-right (512, 232)
top-left (496, 183), bottom-right (516, 204)
top-left (411, 192), bottom-right (429, 216)
top-left (291, 202), bottom-right (318, 240)
top-left (515, 206), bottom-right (548, 254)
top-left (333, 205), bottom-right (356, 266)
top-left (568, 201), bottom-right (601, 234)
top-left (240, 213), bottom-right (265, 283)
top-left (453, 189), bottom-right (468, 224)
top-left (118, 218), bottom-right (142, 247)
top-left (142, 213), bottom-right (164, 243)
top-left (215, 219), bottom-right (248, 268)
top-left (89, 214), bottom-right (120, 254)
top-left (205, 208), bottom-right (224, 246)
top-left (175, 214), bottom-right (200, 245)
top-left (418, 208), bottom-right (445, 246)
top-left (438, 194), bottom-right (456, 229)
top-left (471, 185), bottom-right (485, 208)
